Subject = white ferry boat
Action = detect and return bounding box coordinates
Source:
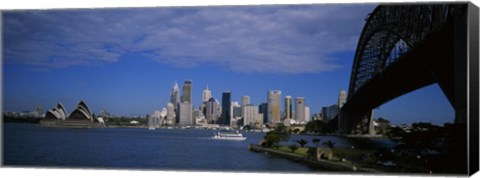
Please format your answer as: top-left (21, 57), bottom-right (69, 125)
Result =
top-left (212, 131), bottom-right (247, 141)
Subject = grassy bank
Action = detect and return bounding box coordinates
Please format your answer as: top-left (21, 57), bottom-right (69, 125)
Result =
top-left (249, 144), bottom-right (381, 172)
top-left (277, 146), bottom-right (309, 156)
top-left (268, 145), bottom-right (397, 172)
top-left (276, 146), bottom-right (373, 161)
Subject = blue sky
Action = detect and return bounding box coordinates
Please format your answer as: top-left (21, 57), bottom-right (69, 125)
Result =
top-left (2, 4), bottom-right (454, 125)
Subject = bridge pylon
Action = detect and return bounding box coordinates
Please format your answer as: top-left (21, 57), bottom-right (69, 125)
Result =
top-left (338, 109), bottom-right (375, 135)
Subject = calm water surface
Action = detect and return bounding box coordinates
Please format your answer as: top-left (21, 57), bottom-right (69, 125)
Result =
top-left (3, 123), bottom-right (394, 173)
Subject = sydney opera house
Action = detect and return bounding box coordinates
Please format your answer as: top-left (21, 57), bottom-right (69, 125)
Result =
top-left (40, 100), bottom-right (104, 128)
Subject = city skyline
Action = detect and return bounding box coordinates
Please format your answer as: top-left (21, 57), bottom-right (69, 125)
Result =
top-left (2, 4), bottom-right (454, 125)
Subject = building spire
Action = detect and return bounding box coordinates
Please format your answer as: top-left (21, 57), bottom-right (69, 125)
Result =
top-left (173, 81), bottom-right (179, 91)
top-left (202, 84), bottom-right (212, 102)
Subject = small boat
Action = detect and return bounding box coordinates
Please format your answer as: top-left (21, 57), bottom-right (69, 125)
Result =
top-left (212, 131), bottom-right (247, 141)
top-left (181, 126), bottom-right (192, 129)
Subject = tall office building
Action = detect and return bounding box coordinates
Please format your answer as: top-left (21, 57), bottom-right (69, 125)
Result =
top-left (220, 91), bottom-right (232, 125)
top-left (182, 80), bottom-right (192, 103)
top-left (304, 106), bottom-right (311, 123)
top-left (231, 102), bottom-right (242, 127)
top-left (295, 97), bottom-right (305, 122)
top-left (241, 96), bottom-right (250, 107)
top-left (256, 113), bottom-right (264, 127)
top-left (202, 85), bottom-right (212, 102)
top-left (232, 102), bottom-right (242, 119)
top-left (206, 98), bottom-right (220, 124)
top-left (322, 104), bottom-right (339, 121)
top-left (267, 90), bottom-right (282, 124)
top-left (243, 104), bottom-right (259, 127)
top-left (241, 95), bottom-right (250, 118)
top-left (178, 101), bottom-right (193, 125)
top-left (199, 103), bottom-right (206, 115)
top-left (338, 89), bottom-right (347, 108)
top-left (337, 89), bottom-right (347, 133)
top-left (166, 102), bottom-right (175, 125)
top-left (284, 96), bottom-right (293, 119)
top-left (170, 81), bottom-right (180, 109)
top-left (258, 103), bottom-right (268, 124)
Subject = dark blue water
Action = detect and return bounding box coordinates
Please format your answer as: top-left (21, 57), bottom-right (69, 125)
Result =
top-left (3, 123), bottom-right (394, 172)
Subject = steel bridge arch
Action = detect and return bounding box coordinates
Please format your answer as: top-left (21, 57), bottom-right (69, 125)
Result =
top-left (348, 5), bottom-right (458, 97)
top-left (339, 4), bottom-right (469, 135)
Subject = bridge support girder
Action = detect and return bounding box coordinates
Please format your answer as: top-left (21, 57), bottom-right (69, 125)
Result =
top-left (338, 110), bottom-right (375, 135)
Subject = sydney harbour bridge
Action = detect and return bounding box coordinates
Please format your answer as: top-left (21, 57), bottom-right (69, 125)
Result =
top-left (338, 3), bottom-right (478, 135)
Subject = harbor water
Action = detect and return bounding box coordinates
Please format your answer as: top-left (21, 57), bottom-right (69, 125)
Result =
top-left (3, 123), bottom-right (394, 173)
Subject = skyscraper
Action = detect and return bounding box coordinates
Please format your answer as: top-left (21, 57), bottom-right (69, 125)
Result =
top-left (295, 97), bottom-right (305, 122)
top-left (259, 102), bottom-right (268, 124)
top-left (267, 90), bottom-right (281, 124)
top-left (206, 97), bottom-right (220, 124)
top-left (243, 104), bottom-right (258, 127)
top-left (182, 80), bottom-right (192, 103)
top-left (241, 96), bottom-right (250, 107)
top-left (304, 106), bottom-right (311, 123)
top-left (322, 104), bottom-right (339, 121)
top-left (232, 102), bottom-right (242, 119)
top-left (338, 89), bottom-right (347, 108)
top-left (241, 95), bottom-right (250, 118)
top-left (170, 81), bottom-right (180, 108)
top-left (202, 85), bottom-right (211, 102)
top-left (166, 102), bottom-right (175, 125)
top-left (231, 102), bottom-right (242, 128)
top-left (221, 91), bottom-right (232, 126)
top-left (256, 113), bottom-right (264, 128)
top-left (178, 101), bottom-right (193, 125)
top-left (199, 102), bottom-right (207, 119)
top-left (337, 89), bottom-right (347, 130)
top-left (284, 96), bottom-right (292, 119)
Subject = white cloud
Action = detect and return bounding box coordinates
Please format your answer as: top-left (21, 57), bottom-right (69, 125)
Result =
top-left (3, 4), bottom-right (375, 74)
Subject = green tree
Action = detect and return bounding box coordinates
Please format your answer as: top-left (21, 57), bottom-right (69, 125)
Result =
top-left (322, 140), bottom-right (336, 148)
top-left (386, 122), bottom-right (467, 173)
top-left (288, 144), bottom-right (299, 153)
top-left (376, 117), bottom-right (390, 124)
top-left (293, 128), bottom-right (301, 134)
top-left (387, 126), bottom-right (405, 141)
top-left (262, 129), bottom-right (290, 148)
top-left (392, 122), bottom-right (442, 154)
top-left (296, 139), bottom-right (308, 147)
top-left (275, 123), bottom-right (288, 132)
